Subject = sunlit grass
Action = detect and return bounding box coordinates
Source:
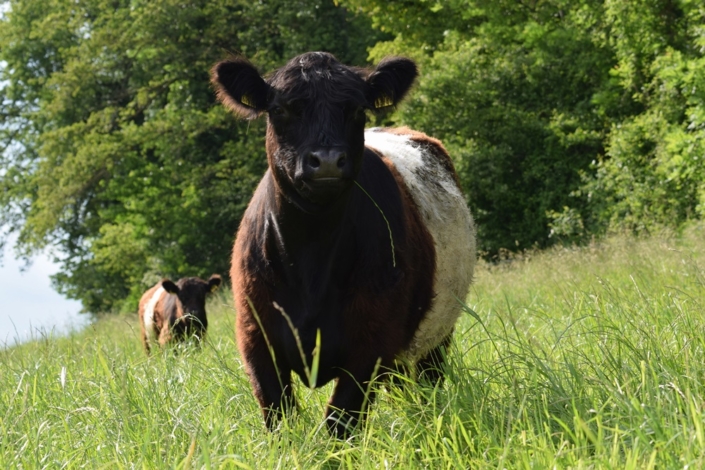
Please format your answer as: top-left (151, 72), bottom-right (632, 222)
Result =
top-left (1, 225), bottom-right (704, 468)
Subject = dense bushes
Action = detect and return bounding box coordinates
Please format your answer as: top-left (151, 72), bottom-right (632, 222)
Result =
top-left (344, 0), bottom-right (705, 252)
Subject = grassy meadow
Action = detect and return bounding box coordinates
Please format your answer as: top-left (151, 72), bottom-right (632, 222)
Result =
top-left (1, 227), bottom-right (704, 468)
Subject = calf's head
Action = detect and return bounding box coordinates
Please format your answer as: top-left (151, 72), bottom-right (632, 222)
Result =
top-left (162, 274), bottom-right (222, 326)
top-left (211, 52), bottom-right (417, 208)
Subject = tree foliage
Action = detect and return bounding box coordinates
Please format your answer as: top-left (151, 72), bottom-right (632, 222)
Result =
top-left (343, 0), bottom-right (705, 252)
top-left (0, 0), bottom-right (383, 312)
top-left (2, 0), bottom-right (705, 312)
top-left (578, 0), bottom-right (705, 233)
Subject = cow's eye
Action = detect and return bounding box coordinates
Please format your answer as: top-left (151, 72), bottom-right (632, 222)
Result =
top-left (270, 106), bottom-right (286, 117)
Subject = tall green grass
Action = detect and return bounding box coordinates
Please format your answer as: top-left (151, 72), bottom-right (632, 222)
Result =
top-left (1, 227), bottom-right (704, 468)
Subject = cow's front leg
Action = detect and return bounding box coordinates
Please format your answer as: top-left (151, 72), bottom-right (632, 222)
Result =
top-left (325, 356), bottom-right (388, 439)
top-left (241, 332), bottom-right (296, 430)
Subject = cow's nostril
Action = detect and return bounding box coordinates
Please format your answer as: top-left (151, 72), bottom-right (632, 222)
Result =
top-left (337, 156), bottom-right (347, 168)
top-left (309, 155), bottom-right (321, 169)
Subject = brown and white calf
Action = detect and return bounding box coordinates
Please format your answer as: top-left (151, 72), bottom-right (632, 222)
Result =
top-left (211, 52), bottom-right (476, 437)
top-left (138, 275), bottom-right (222, 354)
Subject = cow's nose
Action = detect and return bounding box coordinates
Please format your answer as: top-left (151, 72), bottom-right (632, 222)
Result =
top-left (305, 149), bottom-right (347, 179)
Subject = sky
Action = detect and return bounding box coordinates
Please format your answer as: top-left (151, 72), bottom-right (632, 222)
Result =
top-left (0, 238), bottom-right (88, 347)
top-left (1, 3), bottom-right (87, 346)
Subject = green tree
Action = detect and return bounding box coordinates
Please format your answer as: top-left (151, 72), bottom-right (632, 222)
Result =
top-left (576, 0), bottom-right (705, 234)
top-left (344, 0), bottom-right (613, 254)
top-left (0, 0), bottom-right (382, 312)
top-left (345, 0), bottom-right (705, 252)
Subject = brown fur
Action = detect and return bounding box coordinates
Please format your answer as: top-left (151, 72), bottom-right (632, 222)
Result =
top-left (138, 284), bottom-right (180, 354)
top-left (231, 149), bottom-right (437, 437)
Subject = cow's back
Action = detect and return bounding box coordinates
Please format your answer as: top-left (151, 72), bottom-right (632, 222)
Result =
top-left (364, 127), bottom-right (476, 361)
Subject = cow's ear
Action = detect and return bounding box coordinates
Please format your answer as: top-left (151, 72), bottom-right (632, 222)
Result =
top-left (207, 274), bottom-right (222, 293)
top-left (211, 58), bottom-right (270, 118)
top-left (162, 280), bottom-right (179, 295)
top-left (366, 57), bottom-right (418, 110)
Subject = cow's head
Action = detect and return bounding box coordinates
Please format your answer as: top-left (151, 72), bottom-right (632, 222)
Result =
top-left (162, 274), bottom-right (222, 326)
top-left (211, 52), bottom-right (417, 208)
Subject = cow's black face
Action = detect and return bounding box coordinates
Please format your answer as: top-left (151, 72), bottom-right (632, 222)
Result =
top-left (262, 53), bottom-right (371, 206)
top-left (264, 86), bottom-right (368, 205)
top-left (212, 52), bottom-right (418, 208)
top-left (162, 275), bottom-right (222, 331)
top-left (176, 278), bottom-right (209, 318)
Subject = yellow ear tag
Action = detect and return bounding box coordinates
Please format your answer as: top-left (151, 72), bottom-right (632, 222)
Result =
top-left (374, 94), bottom-right (394, 109)
top-left (240, 93), bottom-right (255, 108)
top-left (210, 284), bottom-right (220, 293)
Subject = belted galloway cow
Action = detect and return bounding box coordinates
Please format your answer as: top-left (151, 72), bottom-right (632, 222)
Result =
top-left (139, 275), bottom-right (222, 354)
top-left (211, 52), bottom-right (476, 437)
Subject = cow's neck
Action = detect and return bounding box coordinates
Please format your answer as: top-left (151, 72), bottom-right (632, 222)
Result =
top-left (267, 186), bottom-right (355, 314)
top-left (272, 186), bottom-right (351, 259)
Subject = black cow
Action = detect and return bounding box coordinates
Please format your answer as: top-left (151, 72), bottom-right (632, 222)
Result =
top-left (211, 52), bottom-right (476, 437)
